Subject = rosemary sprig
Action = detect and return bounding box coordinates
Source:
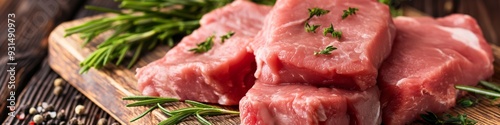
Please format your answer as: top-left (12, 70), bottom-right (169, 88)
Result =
top-left (123, 95), bottom-right (239, 125)
top-left (66, 0), bottom-right (274, 73)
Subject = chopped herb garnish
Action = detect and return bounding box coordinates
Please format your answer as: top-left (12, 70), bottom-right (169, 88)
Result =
top-left (314, 45), bottom-right (337, 55)
top-left (323, 24), bottom-right (342, 39)
top-left (307, 7), bottom-right (330, 20)
top-left (420, 112), bottom-right (477, 125)
top-left (220, 31), bottom-right (235, 43)
top-left (304, 7), bottom-right (330, 33)
top-left (342, 7), bottom-right (359, 19)
top-left (190, 35), bottom-right (215, 53)
top-left (305, 22), bottom-right (320, 33)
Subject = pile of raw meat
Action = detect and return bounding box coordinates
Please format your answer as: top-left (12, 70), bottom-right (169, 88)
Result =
top-left (136, 0), bottom-right (493, 124)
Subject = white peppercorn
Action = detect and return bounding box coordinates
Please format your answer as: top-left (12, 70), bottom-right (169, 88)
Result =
top-left (75, 105), bottom-right (85, 115)
top-left (53, 86), bottom-right (63, 96)
top-left (29, 107), bottom-right (37, 115)
top-left (33, 114), bottom-right (44, 124)
top-left (54, 78), bottom-right (65, 87)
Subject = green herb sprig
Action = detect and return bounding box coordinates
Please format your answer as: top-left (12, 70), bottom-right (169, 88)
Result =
top-left (189, 35), bottom-right (215, 53)
top-left (307, 8), bottom-right (330, 20)
top-left (304, 7), bottom-right (330, 33)
top-left (220, 31), bottom-right (235, 43)
top-left (323, 24), bottom-right (342, 39)
top-left (314, 45), bottom-right (337, 55)
top-left (341, 7), bottom-right (359, 19)
top-left (66, 0), bottom-right (275, 74)
top-left (420, 112), bottom-right (477, 125)
top-left (123, 96), bottom-right (239, 125)
top-left (305, 23), bottom-right (320, 33)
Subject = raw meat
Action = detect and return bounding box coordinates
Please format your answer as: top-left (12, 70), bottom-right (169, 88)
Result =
top-left (252, 0), bottom-right (395, 90)
top-left (135, 1), bottom-right (271, 105)
top-left (240, 83), bottom-right (381, 125)
top-left (379, 14), bottom-right (493, 125)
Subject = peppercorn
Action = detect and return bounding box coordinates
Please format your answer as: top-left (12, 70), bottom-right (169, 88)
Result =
top-left (69, 117), bottom-right (78, 125)
top-left (33, 114), bottom-right (44, 124)
top-left (29, 107), bottom-right (38, 115)
top-left (53, 86), bottom-right (63, 96)
top-left (47, 119), bottom-right (56, 125)
top-left (58, 121), bottom-right (66, 125)
top-left (111, 122), bottom-right (119, 125)
top-left (74, 95), bottom-right (84, 104)
top-left (75, 105), bottom-right (85, 115)
top-left (54, 78), bottom-right (65, 87)
top-left (43, 112), bottom-right (52, 121)
top-left (45, 105), bottom-right (55, 112)
top-left (57, 110), bottom-right (66, 120)
top-left (97, 118), bottom-right (107, 125)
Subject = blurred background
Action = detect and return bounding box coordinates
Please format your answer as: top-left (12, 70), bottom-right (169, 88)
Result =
top-left (0, 0), bottom-right (499, 124)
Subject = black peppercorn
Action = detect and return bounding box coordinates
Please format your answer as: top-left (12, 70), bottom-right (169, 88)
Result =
top-left (69, 117), bottom-right (78, 125)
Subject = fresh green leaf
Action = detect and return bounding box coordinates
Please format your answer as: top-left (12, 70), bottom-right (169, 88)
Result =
top-left (220, 31), bottom-right (235, 43)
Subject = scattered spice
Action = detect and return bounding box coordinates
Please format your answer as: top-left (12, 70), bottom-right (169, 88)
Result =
top-left (111, 122), bottom-right (120, 125)
top-left (29, 121), bottom-right (35, 125)
top-left (59, 121), bottom-right (66, 125)
top-left (16, 113), bottom-right (25, 120)
top-left (54, 78), bottom-right (65, 87)
top-left (98, 118), bottom-right (108, 125)
top-left (33, 114), bottom-right (44, 124)
top-left (47, 120), bottom-right (56, 125)
top-left (75, 105), bottom-right (85, 115)
top-left (54, 86), bottom-right (63, 96)
top-left (75, 95), bottom-right (85, 104)
top-left (45, 104), bottom-right (55, 112)
top-left (57, 110), bottom-right (66, 120)
top-left (29, 107), bottom-right (38, 115)
top-left (69, 117), bottom-right (79, 125)
top-left (43, 112), bottom-right (52, 121)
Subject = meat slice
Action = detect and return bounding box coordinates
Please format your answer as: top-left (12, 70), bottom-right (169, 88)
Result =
top-left (135, 1), bottom-right (271, 105)
top-left (240, 83), bottom-right (381, 125)
top-left (252, 0), bottom-right (395, 90)
top-left (379, 14), bottom-right (493, 125)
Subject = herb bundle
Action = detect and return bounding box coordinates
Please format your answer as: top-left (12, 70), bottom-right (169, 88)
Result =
top-left (420, 112), bottom-right (477, 125)
top-left (123, 96), bottom-right (239, 125)
top-left (66, 0), bottom-right (275, 73)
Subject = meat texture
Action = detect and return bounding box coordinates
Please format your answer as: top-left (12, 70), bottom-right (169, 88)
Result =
top-left (252, 0), bottom-right (395, 90)
top-left (135, 1), bottom-right (271, 105)
top-left (379, 14), bottom-right (493, 125)
top-left (240, 83), bottom-right (381, 125)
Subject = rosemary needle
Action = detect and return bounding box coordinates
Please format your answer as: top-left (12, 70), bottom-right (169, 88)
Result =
top-left (130, 105), bottom-right (158, 122)
top-left (126, 98), bottom-right (179, 107)
top-left (455, 85), bottom-right (500, 98)
top-left (479, 81), bottom-right (500, 92)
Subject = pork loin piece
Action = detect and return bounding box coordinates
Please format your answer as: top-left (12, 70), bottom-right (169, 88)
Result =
top-left (379, 14), bottom-right (493, 125)
top-left (240, 83), bottom-right (381, 125)
top-left (252, 0), bottom-right (395, 90)
top-left (135, 1), bottom-right (271, 105)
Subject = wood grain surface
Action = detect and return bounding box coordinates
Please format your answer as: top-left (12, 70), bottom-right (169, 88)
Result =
top-left (47, 11), bottom-right (500, 125)
top-left (48, 14), bottom-right (240, 125)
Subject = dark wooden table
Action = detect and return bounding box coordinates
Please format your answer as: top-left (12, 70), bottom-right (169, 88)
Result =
top-left (1, 0), bottom-right (499, 125)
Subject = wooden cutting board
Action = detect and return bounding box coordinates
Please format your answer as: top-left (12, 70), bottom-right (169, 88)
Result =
top-left (48, 10), bottom-right (500, 125)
